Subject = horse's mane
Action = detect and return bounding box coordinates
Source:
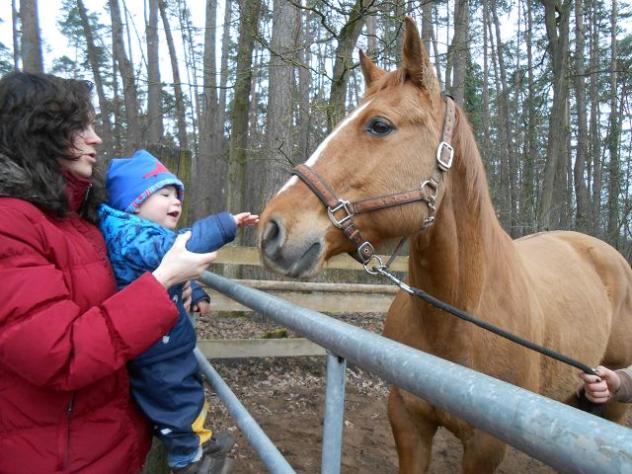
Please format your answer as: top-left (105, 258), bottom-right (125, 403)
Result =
top-left (452, 105), bottom-right (494, 218)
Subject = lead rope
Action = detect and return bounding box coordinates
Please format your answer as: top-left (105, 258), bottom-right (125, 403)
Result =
top-left (370, 262), bottom-right (605, 415)
top-left (369, 262), bottom-right (598, 376)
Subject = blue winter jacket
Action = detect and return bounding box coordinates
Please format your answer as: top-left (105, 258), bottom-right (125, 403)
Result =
top-left (98, 203), bottom-right (237, 365)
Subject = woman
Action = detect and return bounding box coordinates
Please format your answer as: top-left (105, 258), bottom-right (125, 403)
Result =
top-left (0, 72), bottom-right (217, 474)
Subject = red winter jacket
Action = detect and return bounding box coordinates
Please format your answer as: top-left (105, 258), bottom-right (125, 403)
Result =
top-left (0, 175), bottom-right (179, 474)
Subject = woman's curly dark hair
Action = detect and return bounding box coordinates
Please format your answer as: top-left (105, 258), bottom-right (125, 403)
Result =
top-left (0, 72), bottom-right (106, 223)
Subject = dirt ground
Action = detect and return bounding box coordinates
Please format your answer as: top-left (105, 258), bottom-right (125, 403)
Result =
top-left (196, 312), bottom-right (622, 474)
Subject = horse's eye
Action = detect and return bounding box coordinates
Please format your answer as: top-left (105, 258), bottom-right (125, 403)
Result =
top-left (365, 117), bottom-right (394, 137)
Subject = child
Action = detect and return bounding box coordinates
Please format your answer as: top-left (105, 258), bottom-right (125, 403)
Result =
top-left (98, 149), bottom-right (259, 474)
top-left (580, 365), bottom-right (632, 404)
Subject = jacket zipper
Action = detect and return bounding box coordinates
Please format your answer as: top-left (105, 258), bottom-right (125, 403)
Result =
top-left (63, 394), bottom-right (74, 471)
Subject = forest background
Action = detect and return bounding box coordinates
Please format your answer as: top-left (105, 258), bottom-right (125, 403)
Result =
top-left (2, 0), bottom-right (632, 260)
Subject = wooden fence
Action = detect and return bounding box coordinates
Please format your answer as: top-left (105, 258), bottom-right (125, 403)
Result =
top-left (196, 246), bottom-right (407, 358)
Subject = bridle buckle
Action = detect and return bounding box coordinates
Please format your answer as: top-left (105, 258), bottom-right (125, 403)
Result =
top-left (436, 141), bottom-right (454, 171)
top-left (327, 200), bottom-right (353, 229)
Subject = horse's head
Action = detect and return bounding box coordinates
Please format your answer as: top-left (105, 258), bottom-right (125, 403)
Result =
top-left (259, 18), bottom-right (455, 278)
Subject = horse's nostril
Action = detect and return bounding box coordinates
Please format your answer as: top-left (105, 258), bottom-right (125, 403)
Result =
top-left (261, 218), bottom-right (283, 258)
top-left (263, 219), bottom-right (279, 243)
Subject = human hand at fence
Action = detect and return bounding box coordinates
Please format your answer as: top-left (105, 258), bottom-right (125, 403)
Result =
top-left (153, 232), bottom-right (217, 288)
top-left (233, 212), bottom-right (260, 228)
top-left (191, 300), bottom-right (211, 314)
top-left (579, 365), bottom-right (621, 403)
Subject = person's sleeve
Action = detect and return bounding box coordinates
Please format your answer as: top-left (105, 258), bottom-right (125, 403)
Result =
top-left (191, 280), bottom-right (210, 305)
top-left (118, 222), bottom-right (177, 272)
top-left (613, 367), bottom-right (632, 403)
top-left (182, 211), bottom-right (237, 253)
top-left (0, 207), bottom-right (178, 392)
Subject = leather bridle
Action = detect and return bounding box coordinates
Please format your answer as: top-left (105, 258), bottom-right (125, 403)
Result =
top-left (292, 95), bottom-right (456, 267)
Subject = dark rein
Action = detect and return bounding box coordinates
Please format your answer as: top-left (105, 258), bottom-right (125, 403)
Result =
top-left (291, 96), bottom-right (602, 390)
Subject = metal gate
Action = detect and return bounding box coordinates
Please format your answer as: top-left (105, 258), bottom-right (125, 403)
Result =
top-left (197, 271), bottom-right (632, 474)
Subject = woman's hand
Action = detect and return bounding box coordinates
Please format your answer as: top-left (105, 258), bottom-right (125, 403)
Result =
top-left (152, 232), bottom-right (216, 288)
top-left (579, 365), bottom-right (622, 403)
top-left (182, 281), bottom-right (192, 311)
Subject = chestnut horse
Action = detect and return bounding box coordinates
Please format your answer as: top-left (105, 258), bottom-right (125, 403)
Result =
top-left (258, 18), bottom-right (632, 473)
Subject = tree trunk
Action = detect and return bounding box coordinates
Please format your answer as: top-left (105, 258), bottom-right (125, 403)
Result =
top-left (573, 0), bottom-right (590, 232)
top-left (537, 0), bottom-right (571, 230)
top-left (227, 0), bottom-right (261, 238)
top-left (589, 0), bottom-right (602, 235)
top-left (421, 0), bottom-right (433, 55)
top-left (177, 1), bottom-right (200, 152)
top-left (260, 0), bottom-right (298, 206)
top-left (12, 0), bottom-right (20, 69)
top-left (490, 0), bottom-right (514, 233)
top-left (449, 0), bottom-right (469, 105)
top-left (20, 0), bottom-right (43, 72)
top-left (110, 0), bottom-right (142, 150)
top-left (295, 6), bottom-right (312, 163)
top-left (520, 0), bottom-right (537, 232)
top-left (606, 0), bottom-right (619, 244)
top-left (217, 0), bottom-right (232, 159)
top-left (77, 0), bottom-right (114, 159)
top-left (480, 2), bottom-right (491, 167)
top-left (193, 0), bottom-right (223, 219)
top-left (327, 0), bottom-right (371, 130)
top-left (366, 11), bottom-right (376, 57)
top-left (146, 0), bottom-right (163, 146)
top-left (159, 0), bottom-right (189, 151)
top-left (111, 53), bottom-right (123, 154)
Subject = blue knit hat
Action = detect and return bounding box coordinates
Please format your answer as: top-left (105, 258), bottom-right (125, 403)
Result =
top-left (106, 149), bottom-right (184, 212)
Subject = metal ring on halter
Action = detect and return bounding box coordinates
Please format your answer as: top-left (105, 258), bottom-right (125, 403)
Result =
top-left (363, 255), bottom-right (384, 275)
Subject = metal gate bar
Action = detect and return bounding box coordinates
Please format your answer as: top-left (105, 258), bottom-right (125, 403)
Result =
top-left (193, 348), bottom-right (295, 473)
top-left (321, 353), bottom-right (346, 474)
top-left (198, 271), bottom-right (632, 473)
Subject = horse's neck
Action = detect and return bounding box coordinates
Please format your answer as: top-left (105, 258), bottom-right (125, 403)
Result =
top-left (408, 159), bottom-right (514, 313)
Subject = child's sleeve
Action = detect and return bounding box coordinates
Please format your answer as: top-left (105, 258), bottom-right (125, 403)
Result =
top-left (118, 223), bottom-right (177, 273)
top-left (181, 211), bottom-right (237, 253)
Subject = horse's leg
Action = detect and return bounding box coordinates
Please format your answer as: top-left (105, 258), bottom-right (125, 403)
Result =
top-left (388, 388), bottom-right (437, 474)
top-left (461, 430), bottom-right (506, 474)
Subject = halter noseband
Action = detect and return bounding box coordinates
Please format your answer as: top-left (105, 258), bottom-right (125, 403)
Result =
top-left (292, 95), bottom-right (456, 266)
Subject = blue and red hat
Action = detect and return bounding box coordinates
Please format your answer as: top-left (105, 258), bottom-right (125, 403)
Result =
top-left (106, 149), bottom-right (184, 212)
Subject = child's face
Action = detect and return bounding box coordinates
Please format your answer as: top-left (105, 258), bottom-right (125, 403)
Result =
top-left (136, 185), bottom-right (181, 229)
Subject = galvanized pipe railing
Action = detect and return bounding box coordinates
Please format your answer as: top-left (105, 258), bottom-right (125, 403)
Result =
top-left (193, 347), bottom-right (295, 473)
top-left (321, 353), bottom-right (346, 473)
top-left (198, 270), bottom-right (632, 474)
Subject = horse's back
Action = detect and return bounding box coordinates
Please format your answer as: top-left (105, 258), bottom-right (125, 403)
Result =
top-left (516, 230), bottom-right (632, 375)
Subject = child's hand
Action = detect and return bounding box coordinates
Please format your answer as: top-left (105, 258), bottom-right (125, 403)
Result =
top-left (579, 365), bottom-right (621, 403)
top-left (192, 300), bottom-right (211, 314)
top-left (233, 212), bottom-right (260, 228)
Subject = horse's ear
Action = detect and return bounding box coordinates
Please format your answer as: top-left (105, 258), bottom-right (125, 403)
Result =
top-left (402, 17), bottom-right (438, 92)
top-left (359, 49), bottom-right (385, 87)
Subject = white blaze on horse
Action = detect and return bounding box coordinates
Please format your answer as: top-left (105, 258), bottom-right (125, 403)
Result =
top-left (258, 17), bottom-right (632, 474)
